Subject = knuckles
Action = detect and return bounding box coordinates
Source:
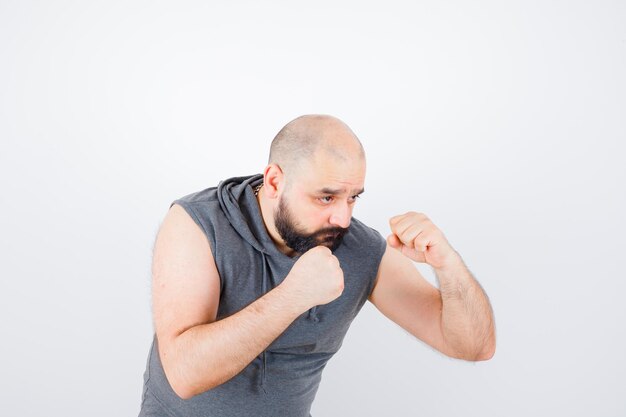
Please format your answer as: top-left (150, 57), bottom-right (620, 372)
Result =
top-left (311, 246), bottom-right (331, 255)
top-left (389, 212), bottom-right (432, 235)
top-left (389, 211), bottom-right (428, 225)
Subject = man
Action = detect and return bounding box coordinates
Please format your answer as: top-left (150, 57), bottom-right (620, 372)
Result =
top-left (138, 114), bottom-right (496, 417)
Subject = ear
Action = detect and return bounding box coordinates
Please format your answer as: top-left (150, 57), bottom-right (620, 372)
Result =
top-left (263, 164), bottom-right (284, 199)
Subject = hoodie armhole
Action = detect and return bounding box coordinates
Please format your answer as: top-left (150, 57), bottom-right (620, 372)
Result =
top-left (366, 228), bottom-right (388, 300)
top-left (169, 200), bottom-right (223, 294)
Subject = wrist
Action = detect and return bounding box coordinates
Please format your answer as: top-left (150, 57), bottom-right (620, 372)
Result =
top-left (434, 251), bottom-right (465, 274)
top-left (273, 282), bottom-right (309, 317)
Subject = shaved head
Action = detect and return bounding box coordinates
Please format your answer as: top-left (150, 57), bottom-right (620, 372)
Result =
top-left (268, 114), bottom-right (365, 182)
top-left (258, 114), bottom-right (367, 256)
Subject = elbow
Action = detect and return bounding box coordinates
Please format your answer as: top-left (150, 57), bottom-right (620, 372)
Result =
top-left (447, 337), bottom-right (496, 362)
top-left (166, 368), bottom-right (198, 400)
top-left (470, 320), bottom-right (497, 361)
top-left (473, 346), bottom-right (495, 361)
top-left (160, 354), bottom-right (195, 400)
top-left (163, 361), bottom-right (204, 400)
top-left (160, 345), bottom-right (218, 399)
top-left (167, 368), bottom-right (222, 400)
top-left (159, 336), bottom-right (229, 398)
top-left (472, 337), bottom-right (496, 361)
top-left (170, 377), bottom-right (221, 400)
top-left (168, 373), bottom-right (220, 400)
top-left (171, 383), bottom-right (195, 401)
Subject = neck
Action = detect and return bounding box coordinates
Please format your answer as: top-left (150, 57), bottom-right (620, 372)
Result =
top-left (256, 185), bottom-right (297, 257)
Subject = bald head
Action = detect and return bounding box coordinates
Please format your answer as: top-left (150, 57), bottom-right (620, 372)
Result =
top-left (268, 114), bottom-right (365, 180)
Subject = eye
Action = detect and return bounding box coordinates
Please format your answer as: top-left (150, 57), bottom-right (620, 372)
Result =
top-left (348, 194), bottom-right (361, 203)
top-left (319, 196), bottom-right (334, 204)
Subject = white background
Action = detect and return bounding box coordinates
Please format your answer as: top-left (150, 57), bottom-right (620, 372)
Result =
top-left (1, 1), bottom-right (624, 416)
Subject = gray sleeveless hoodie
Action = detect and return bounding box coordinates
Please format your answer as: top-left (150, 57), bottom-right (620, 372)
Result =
top-left (138, 174), bottom-right (387, 417)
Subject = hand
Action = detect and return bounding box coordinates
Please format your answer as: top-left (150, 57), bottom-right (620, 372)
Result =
top-left (388, 211), bottom-right (460, 270)
top-left (280, 246), bottom-right (345, 311)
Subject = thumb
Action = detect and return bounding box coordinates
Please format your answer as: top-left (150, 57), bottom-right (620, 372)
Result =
top-left (387, 234), bottom-right (403, 250)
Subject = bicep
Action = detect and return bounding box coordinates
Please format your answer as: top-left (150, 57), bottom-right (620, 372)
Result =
top-left (368, 244), bottom-right (452, 356)
top-left (151, 203), bottom-right (221, 351)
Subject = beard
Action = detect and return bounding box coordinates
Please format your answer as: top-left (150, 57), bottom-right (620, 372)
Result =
top-left (274, 195), bottom-right (349, 255)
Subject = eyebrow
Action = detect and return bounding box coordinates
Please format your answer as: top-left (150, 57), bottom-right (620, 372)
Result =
top-left (318, 187), bottom-right (365, 196)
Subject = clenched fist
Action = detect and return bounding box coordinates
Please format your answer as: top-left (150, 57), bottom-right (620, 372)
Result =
top-left (279, 246), bottom-right (344, 312)
top-left (388, 211), bottom-right (461, 270)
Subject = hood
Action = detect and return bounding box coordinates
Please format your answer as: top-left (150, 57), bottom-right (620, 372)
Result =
top-left (216, 174), bottom-right (320, 393)
top-left (216, 174), bottom-right (270, 254)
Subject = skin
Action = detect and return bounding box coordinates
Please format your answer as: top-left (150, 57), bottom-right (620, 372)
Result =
top-left (151, 114), bottom-right (496, 399)
top-left (256, 118), bottom-right (366, 257)
top-left (257, 114), bottom-right (496, 361)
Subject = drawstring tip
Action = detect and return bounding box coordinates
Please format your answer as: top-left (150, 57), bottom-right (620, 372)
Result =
top-left (308, 306), bottom-right (320, 322)
top-left (259, 350), bottom-right (268, 394)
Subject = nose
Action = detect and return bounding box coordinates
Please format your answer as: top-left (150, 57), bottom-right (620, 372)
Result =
top-left (329, 202), bottom-right (351, 229)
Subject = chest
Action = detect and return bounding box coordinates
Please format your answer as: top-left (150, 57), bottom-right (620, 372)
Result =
top-left (214, 244), bottom-right (373, 354)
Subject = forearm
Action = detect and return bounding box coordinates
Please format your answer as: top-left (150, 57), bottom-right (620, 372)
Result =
top-left (164, 285), bottom-right (304, 398)
top-left (435, 254), bottom-right (496, 361)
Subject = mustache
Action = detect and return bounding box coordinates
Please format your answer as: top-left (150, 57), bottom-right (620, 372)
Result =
top-left (310, 226), bottom-right (349, 240)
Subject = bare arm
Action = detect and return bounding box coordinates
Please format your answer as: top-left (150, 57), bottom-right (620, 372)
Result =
top-left (152, 204), bottom-right (306, 400)
top-left (163, 285), bottom-right (302, 399)
top-left (152, 203), bottom-right (343, 399)
top-left (371, 211), bottom-right (496, 361)
top-left (368, 245), bottom-right (495, 361)
top-left (435, 253), bottom-right (496, 361)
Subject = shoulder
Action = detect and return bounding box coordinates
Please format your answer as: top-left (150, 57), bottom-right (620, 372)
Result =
top-left (340, 217), bottom-right (387, 261)
top-left (170, 186), bottom-right (219, 209)
top-left (168, 186), bottom-right (222, 232)
top-left (346, 217), bottom-right (386, 244)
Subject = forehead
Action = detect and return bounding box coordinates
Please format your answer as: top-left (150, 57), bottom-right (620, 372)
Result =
top-left (295, 150), bottom-right (366, 194)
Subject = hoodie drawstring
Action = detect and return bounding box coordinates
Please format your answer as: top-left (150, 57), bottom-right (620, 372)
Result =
top-left (257, 240), bottom-right (320, 393)
top-left (259, 253), bottom-right (269, 394)
top-left (308, 306), bottom-right (319, 322)
top-left (261, 351), bottom-right (267, 394)
top-left (216, 174), bottom-right (324, 395)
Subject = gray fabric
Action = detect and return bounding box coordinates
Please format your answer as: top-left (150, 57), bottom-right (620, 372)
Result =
top-left (138, 173), bottom-right (387, 417)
